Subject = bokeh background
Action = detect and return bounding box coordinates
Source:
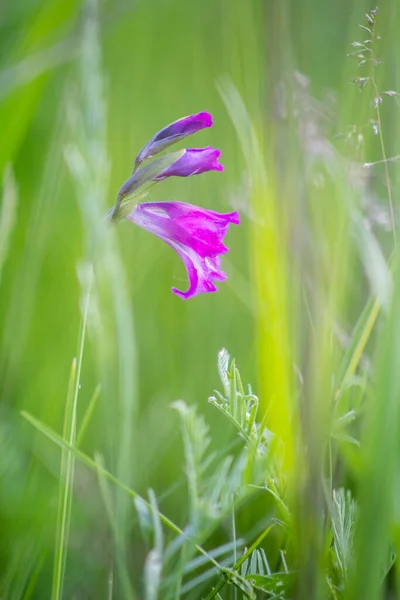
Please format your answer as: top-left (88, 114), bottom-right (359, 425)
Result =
top-left (1, 0), bottom-right (400, 598)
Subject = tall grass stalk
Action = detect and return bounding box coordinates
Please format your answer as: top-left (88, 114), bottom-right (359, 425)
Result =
top-left (368, 9), bottom-right (397, 248)
top-left (64, 0), bottom-right (138, 592)
top-left (51, 269), bottom-right (92, 600)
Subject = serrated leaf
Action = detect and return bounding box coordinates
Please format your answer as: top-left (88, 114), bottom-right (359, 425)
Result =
top-left (331, 488), bottom-right (357, 580)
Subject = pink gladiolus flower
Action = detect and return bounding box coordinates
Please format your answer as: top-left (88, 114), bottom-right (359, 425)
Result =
top-left (127, 201), bottom-right (240, 299)
top-left (109, 111), bottom-right (240, 299)
top-left (155, 147), bottom-right (223, 179)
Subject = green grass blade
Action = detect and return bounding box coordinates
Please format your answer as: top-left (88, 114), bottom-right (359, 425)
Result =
top-left (203, 525), bottom-right (273, 600)
top-left (347, 258), bottom-right (400, 600)
top-left (75, 384), bottom-right (101, 448)
top-left (336, 295), bottom-right (381, 389)
top-left (51, 270), bottom-right (92, 600)
top-left (95, 453), bottom-right (135, 600)
top-left (51, 359), bottom-right (76, 600)
top-left (21, 410), bottom-right (222, 571)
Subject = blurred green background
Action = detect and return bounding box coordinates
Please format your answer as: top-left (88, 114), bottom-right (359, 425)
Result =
top-left (1, 0), bottom-right (400, 598)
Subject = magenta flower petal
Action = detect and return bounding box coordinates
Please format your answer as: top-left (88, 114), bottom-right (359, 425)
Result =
top-left (135, 112), bottom-right (213, 167)
top-left (126, 201), bottom-right (240, 299)
top-left (155, 147), bottom-right (223, 180)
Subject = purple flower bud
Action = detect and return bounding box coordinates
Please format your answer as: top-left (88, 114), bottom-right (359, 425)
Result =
top-left (126, 201), bottom-right (240, 299)
top-left (135, 111), bottom-right (213, 167)
top-left (118, 147), bottom-right (223, 204)
top-left (117, 150), bottom-right (185, 202)
top-left (155, 147), bottom-right (223, 179)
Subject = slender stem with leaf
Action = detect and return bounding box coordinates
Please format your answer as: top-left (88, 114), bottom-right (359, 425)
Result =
top-left (368, 10), bottom-right (397, 248)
